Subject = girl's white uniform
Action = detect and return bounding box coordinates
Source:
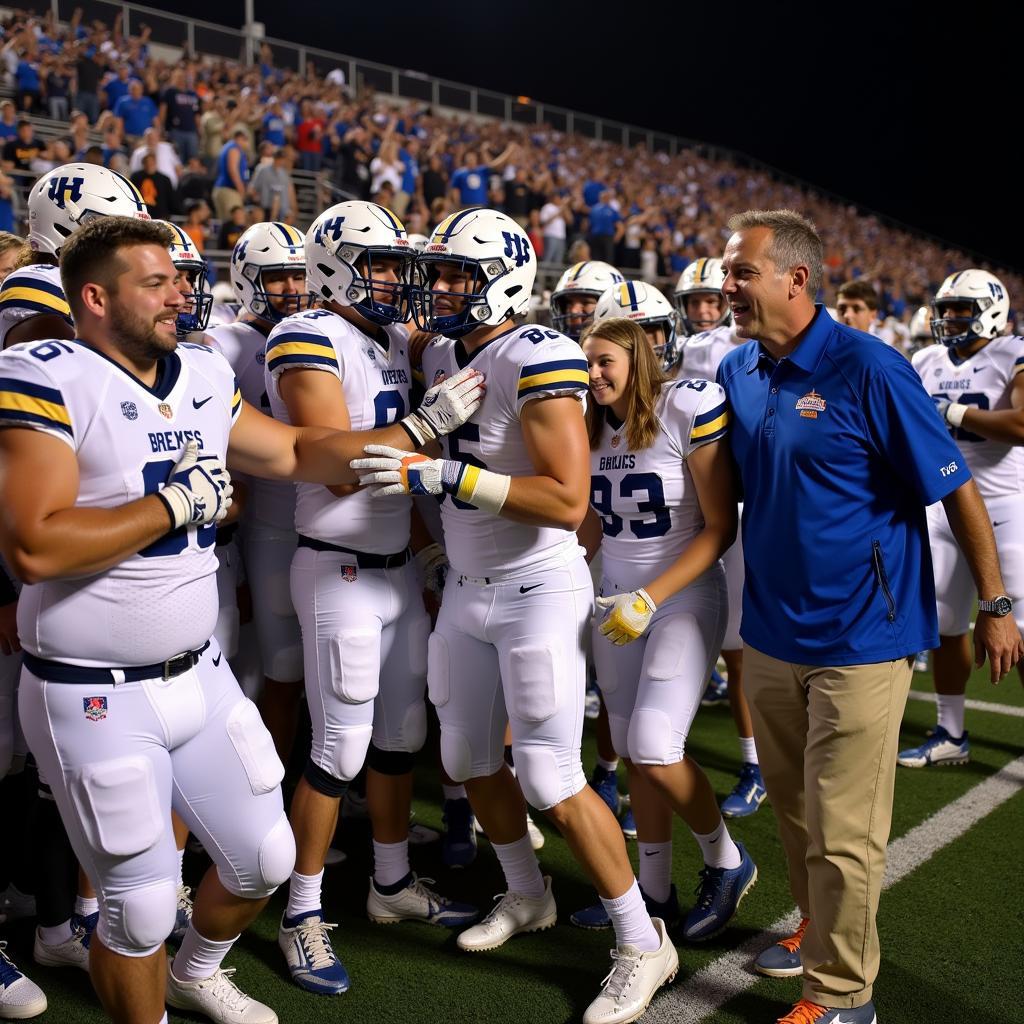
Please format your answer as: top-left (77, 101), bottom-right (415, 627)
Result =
top-left (591, 378), bottom-right (729, 764)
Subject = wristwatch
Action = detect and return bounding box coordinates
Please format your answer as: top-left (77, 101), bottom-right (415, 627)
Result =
top-left (978, 595), bottom-right (1013, 617)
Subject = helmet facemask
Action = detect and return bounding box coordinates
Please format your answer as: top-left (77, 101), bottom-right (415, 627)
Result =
top-left (411, 255), bottom-right (504, 338)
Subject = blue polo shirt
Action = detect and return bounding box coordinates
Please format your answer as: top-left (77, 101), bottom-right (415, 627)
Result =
top-left (718, 306), bottom-right (970, 666)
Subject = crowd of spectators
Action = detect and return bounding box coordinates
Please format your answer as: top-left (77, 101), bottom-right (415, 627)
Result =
top-left (1, 5), bottom-right (1019, 323)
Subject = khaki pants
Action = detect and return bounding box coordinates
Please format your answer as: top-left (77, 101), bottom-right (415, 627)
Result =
top-left (744, 645), bottom-right (912, 1008)
top-left (212, 186), bottom-right (244, 223)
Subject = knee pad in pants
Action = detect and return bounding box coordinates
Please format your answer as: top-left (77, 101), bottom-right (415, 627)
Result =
top-left (99, 878), bottom-right (178, 956)
top-left (219, 810), bottom-right (295, 900)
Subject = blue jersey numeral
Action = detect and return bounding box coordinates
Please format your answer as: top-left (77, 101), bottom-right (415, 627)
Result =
top-left (139, 459), bottom-right (215, 557)
top-left (591, 472), bottom-right (671, 538)
top-left (372, 390), bottom-right (406, 428)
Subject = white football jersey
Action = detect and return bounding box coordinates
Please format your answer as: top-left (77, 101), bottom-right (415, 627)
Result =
top-left (421, 323), bottom-right (590, 579)
top-left (0, 340), bottom-right (240, 665)
top-left (592, 378), bottom-right (729, 589)
top-left (265, 309), bottom-right (412, 554)
top-left (676, 325), bottom-right (741, 381)
top-left (0, 264), bottom-right (73, 349)
top-left (912, 335), bottom-right (1024, 499)
top-left (207, 320), bottom-right (295, 531)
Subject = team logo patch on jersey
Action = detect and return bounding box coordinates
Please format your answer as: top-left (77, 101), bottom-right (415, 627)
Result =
top-left (158, 403), bottom-right (173, 420)
top-left (83, 696), bottom-right (108, 722)
top-left (340, 564), bottom-right (358, 583)
top-left (934, 368), bottom-right (943, 377)
top-left (795, 389), bottom-right (827, 419)
top-left (611, 434), bottom-right (621, 448)
top-left (256, 351), bottom-right (266, 365)
top-left (120, 401), bottom-right (138, 421)
top-left (365, 347), bottom-right (377, 362)
top-left (432, 369), bottom-right (447, 386)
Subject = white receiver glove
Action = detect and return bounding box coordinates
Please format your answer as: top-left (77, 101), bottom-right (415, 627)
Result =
top-left (158, 440), bottom-right (233, 530)
top-left (400, 366), bottom-right (485, 445)
top-left (414, 542), bottom-right (449, 599)
top-left (596, 588), bottom-right (657, 645)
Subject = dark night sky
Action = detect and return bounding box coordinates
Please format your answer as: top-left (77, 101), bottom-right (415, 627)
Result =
top-left (166, 0), bottom-right (1019, 270)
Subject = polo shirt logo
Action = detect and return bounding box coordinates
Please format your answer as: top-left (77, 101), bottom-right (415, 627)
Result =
top-left (795, 389), bottom-right (827, 419)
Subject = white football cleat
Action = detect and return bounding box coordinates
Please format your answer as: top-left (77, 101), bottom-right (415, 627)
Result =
top-left (526, 814), bottom-right (545, 851)
top-left (582, 918), bottom-right (678, 1024)
top-left (456, 876), bottom-right (556, 952)
top-left (166, 965), bottom-right (278, 1024)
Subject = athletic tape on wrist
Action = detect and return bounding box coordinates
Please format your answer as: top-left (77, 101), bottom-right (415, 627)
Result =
top-left (945, 402), bottom-right (968, 429)
top-left (446, 465), bottom-right (511, 515)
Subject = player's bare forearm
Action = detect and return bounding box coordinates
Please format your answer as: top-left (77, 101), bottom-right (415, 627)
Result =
top-left (941, 478), bottom-right (1006, 599)
top-left (958, 406), bottom-right (1024, 445)
top-left (500, 475), bottom-right (590, 530)
top-left (3, 496), bottom-right (175, 584)
top-left (577, 507), bottom-right (603, 564)
top-left (643, 523), bottom-right (736, 608)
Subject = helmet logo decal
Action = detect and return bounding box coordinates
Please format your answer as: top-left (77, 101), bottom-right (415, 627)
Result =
top-left (501, 231), bottom-right (531, 268)
top-left (989, 281), bottom-right (1004, 300)
top-left (47, 176), bottom-right (84, 209)
top-left (234, 240), bottom-right (248, 264)
top-left (314, 216), bottom-right (346, 245)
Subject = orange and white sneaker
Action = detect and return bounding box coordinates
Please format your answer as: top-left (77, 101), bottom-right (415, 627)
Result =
top-left (754, 917), bottom-right (809, 977)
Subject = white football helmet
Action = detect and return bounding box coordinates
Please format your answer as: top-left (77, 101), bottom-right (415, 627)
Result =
top-left (594, 281), bottom-right (678, 367)
top-left (230, 221), bottom-right (312, 323)
top-left (413, 208), bottom-right (535, 338)
top-left (306, 201), bottom-right (415, 325)
top-left (909, 305), bottom-right (932, 344)
top-left (550, 261), bottom-right (624, 339)
top-left (28, 163), bottom-right (150, 256)
top-left (153, 220), bottom-right (212, 335)
top-left (673, 257), bottom-right (731, 335)
top-left (930, 269), bottom-right (1009, 348)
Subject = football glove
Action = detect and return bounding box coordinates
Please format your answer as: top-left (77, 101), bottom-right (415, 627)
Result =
top-left (352, 445), bottom-right (511, 513)
top-left (934, 396), bottom-right (968, 429)
top-left (400, 366), bottom-right (485, 445)
top-left (414, 542), bottom-right (449, 599)
top-left (596, 588), bottom-right (657, 645)
top-left (159, 440), bottom-right (233, 530)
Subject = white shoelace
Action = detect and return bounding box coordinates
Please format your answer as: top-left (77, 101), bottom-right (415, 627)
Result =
top-left (599, 949), bottom-right (642, 1001)
top-left (296, 919), bottom-right (339, 971)
top-left (204, 968), bottom-right (250, 1011)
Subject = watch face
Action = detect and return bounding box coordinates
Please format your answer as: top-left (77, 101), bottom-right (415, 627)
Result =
top-left (996, 597), bottom-right (1014, 616)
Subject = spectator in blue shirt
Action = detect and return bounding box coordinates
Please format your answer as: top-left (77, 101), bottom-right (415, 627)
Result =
top-left (103, 65), bottom-right (136, 113)
top-left (261, 99), bottom-right (287, 148)
top-left (160, 68), bottom-right (201, 165)
top-left (448, 140), bottom-right (517, 207)
top-left (113, 79), bottom-right (157, 141)
top-left (587, 190), bottom-right (623, 264)
top-left (0, 101), bottom-right (18, 142)
top-left (15, 57), bottom-right (42, 114)
top-left (716, 209), bottom-right (1023, 1024)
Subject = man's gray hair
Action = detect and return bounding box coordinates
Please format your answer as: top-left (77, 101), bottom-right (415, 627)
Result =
top-left (727, 209), bottom-right (823, 300)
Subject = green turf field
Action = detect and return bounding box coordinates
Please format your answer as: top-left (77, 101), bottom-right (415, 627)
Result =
top-left (6, 662), bottom-right (1021, 1023)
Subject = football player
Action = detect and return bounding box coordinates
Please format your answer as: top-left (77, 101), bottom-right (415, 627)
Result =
top-left (569, 315), bottom-right (756, 943)
top-left (0, 216), bottom-right (484, 1024)
top-left (549, 260), bottom-right (624, 341)
top-left (353, 209), bottom-right (678, 1024)
top-left (265, 202), bottom-right (478, 997)
top-left (900, 270), bottom-right (1024, 768)
top-left (206, 222), bottom-right (313, 761)
top-left (674, 258), bottom-right (767, 818)
top-left (0, 163), bottom-right (151, 978)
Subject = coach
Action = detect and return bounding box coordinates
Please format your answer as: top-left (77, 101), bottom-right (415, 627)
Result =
top-left (716, 209), bottom-right (1022, 1024)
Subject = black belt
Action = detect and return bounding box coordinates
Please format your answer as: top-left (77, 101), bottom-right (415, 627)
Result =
top-left (22, 642), bottom-right (211, 684)
top-left (216, 523), bottom-right (239, 547)
top-left (297, 535), bottom-right (411, 569)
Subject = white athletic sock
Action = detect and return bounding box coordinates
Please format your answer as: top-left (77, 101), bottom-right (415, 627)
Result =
top-left (492, 834), bottom-right (545, 898)
top-left (442, 785), bottom-right (467, 801)
top-left (936, 693), bottom-right (966, 739)
top-left (171, 925), bottom-right (237, 982)
top-left (600, 880), bottom-right (660, 952)
top-left (596, 756), bottom-right (619, 773)
top-left (372, 839), bottom-right (410, 888)
top-left (739, 735), bottom-right (759, 765)
top-left (74, 895), bottom-right (99, 917)
top-left (37, 919), bottom-right (73, 945)
top-left (176, 847), bottom-right (185, 889)
top-left (285, 869), bottom-right (324, 920)
top-left (637, 841), bottom-right (673, 905)
top-left (692, 819), bottom-right (742, 870)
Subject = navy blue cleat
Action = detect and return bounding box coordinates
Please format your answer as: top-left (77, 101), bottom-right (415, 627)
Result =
top-left (721, 762), bottom-right (767, 818)
top-left (589, 764), bottom-right (620, 816)
top-left (700, 668), bottom-right (729, 707)
top-left (570, 884), bottom-right (681, 931)
top-left (278, 910), bottom-right (351, 995)
top-left (680, 842), bottom-right (757, 942)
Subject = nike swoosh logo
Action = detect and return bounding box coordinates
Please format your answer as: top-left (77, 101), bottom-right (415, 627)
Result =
top-left (213, 653), bottom-right (222, 667)
top-left (193, 396), bottom-right (213, 409)
top-left (643, 850), bottom-right (659, 856)
top-left (708, 836), bottom-right (720, 843)
top-left (519, 584), bottom-right (543, 594)
top-left (993, 521), bottom-right (1008, 528)
top-left (973, 366), bottom-right (985, 373)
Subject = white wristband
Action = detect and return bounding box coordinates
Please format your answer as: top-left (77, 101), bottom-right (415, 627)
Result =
top-left (634, 587), bottom-right (657, 614)
top-left (945, 402), bottom-right (968, 429)
top-left (451, 465), bottom-right (511, 515)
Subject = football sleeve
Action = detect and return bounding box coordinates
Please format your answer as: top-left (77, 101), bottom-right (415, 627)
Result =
top-left (515, 337), bottom-right (589, 417)
top-left (679, 379), bottom-right (729, 458)
top-left (265, 315), bottom-right (342, 382)
top-left (0, 347), bottom-right (77, 450)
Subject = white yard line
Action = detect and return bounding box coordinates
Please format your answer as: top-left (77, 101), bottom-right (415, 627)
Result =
top-left (646, 755), bottom-right (1024, 1024)
top-left (905, 688), bottom-right (1024, 718)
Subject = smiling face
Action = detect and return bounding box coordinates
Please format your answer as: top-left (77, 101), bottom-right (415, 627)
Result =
top-left (427, 261), bottom-right (478, 318)
top-left (583, 333), bottom-right (631, 412)
top-left (107, 243), bottom-right (184, 360)
top-left (722, 226), bottom-right (799, 340)
top-left (684, 291), bottom-right (725, 331)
